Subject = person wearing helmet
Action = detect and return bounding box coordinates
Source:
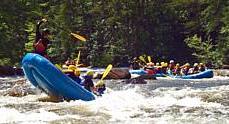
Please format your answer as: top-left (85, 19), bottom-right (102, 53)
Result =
top-left (190, 63), bottom-right (199, 74)
top-left (174, 63), bottom-right (181, 75)
top-left (33, 18), bottom-right (51, 59)
top-left (81, 70), bottom-right (94, 92)
top-left (130, 57), bottom-right (141, 70)
top-left (199, 63), bottom-right (206, 72)
top-left (181, 63), bottom-right (190, 75)
top-left (144, 62), bottom-right (156, 75)
top-left (161, 62), bottom-right (168, 74)
top-left (64, 65), bottom-right (81, 84)
top-left (168, 60), bottom-right (175, 75)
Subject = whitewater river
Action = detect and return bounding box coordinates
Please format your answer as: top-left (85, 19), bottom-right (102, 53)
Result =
top-left (0, 76), bottom-right (229, 124)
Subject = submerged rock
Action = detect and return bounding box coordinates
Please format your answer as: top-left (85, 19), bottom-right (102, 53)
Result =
top-left (4, 79), bottom-right (37, 97)
top-left (126, 75), bottom-right (147, 84)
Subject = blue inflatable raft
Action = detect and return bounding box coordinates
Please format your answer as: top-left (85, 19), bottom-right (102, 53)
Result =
top-left (129, 69), bottom-right (147, 75)
top-left (172, 69), bottom-right (213, 79)
top-left (22, 53), bottom-right (95, 101)
top-left (129, 69), bottom-right (213, 79)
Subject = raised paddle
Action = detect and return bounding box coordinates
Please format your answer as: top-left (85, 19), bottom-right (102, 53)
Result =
top-left (55, 64), bottom-right (62, 70)
top-left (75, 51), bottom-right (81, 66)
top-left (95, 64), bottom-right (113, 86)
top-left (161, 73), bottom-right (174, 79)
top-left (71, 33), bottom-right (86, 42)
top-left (148, 56), bottom-right (151, 63)
top-left (45, 19), bottom-right (87, 42)
top-left (139, 56), bottom-right (147, 64)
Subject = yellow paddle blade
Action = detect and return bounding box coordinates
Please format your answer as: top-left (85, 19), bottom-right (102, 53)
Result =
top-left (148, 56), bottom-right (151, 63)
top-left (95, 80), bottom-right (104, 87)
top-left (139, 56), bottom-right (147, 63)
top-left (101, 64), bottom-right (113, 80)
top-left (76, 64), bottom-right (83, 67)
top-left (95, 64), bottom-right (113, 86)
top-left (71, 33), bottom-right (86, 42)
top-left (76, 51), bottom-right (81, 65)
top-left (55, 64), bottom-right (62, 70)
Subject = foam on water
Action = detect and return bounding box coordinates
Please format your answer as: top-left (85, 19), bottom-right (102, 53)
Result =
top-left (0, 107), bottom-right (60, 123)
top-left (92, 87), bottom-right (147, 122)
top-left (0, 76), bottom-right (229, 123)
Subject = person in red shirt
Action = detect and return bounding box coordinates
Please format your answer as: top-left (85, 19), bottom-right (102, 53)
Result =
top-left (33, 19), bottom-right (51, 59)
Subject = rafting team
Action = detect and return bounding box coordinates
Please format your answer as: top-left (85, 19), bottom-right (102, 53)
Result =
top-left (33, 19), bottom-right (105, 96)
top-left (130, 57), bottom-right (207, 76)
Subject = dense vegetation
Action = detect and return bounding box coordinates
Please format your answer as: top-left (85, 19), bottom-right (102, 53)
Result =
top-left (0, 0), bottom-right (228, 68)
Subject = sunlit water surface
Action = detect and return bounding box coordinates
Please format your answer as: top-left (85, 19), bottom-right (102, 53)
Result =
top-left (0, 76), bottom-right (229, 124)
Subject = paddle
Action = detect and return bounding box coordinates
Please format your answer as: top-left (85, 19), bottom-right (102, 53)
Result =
top-left (75, 51), bottom-right (81, 66)
top-left (139, 56), bottom-right (147, 64)
top-left (95, 64), bottom-right (113, 87)
top-left (161, 73), bottom-right (174, 79)
top-left (148, 56), bottom-right (151, 63)
top-left (45, 19), bottom-right (87, 42)
top-left (70, 33), bottom-right (86, 42)
top-left (55, 64), bottom-right (62, 70)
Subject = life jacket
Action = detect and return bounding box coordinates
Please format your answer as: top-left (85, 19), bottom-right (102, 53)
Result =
top-left (146, 69), bottom-right (156, 75)
top-left (96, 84), bottom-right (106, 94)
top-left (34, 40), bottom-right (45, 53)
top-left (199, 66), bottom-right (205, 72)
top-left (192, 66), bottom-right (199, 74)
top-left (174, 67), bottom-right (181, 75)
top-left (82, 76), bottom-right (94, 92)
top-left (182, 67), bottom-right (190, 75)
top-left (168, 64), bottom-right (175, 71)
top-left (155, 67), bottom-right (162, 74)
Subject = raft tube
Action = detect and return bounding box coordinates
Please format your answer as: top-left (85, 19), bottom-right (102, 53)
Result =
top-left (172, 69), bottom-right (214, 79)
top-left (129, 69), bottom-right (147, 75)
top-left (22, 53), bottom-right (95, 101)
top-left (129, 69), bottom-right (213, 79)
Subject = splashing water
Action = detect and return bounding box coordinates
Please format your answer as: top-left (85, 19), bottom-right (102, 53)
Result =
top-left (0, 76), bottom-right (229, 124)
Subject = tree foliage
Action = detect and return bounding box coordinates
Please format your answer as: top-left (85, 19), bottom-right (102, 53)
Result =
top-left (0, 0), bottom-right (228, 67)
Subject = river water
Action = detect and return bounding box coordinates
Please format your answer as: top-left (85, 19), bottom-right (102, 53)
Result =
top-left (0, 76), bottom-right (229, 124)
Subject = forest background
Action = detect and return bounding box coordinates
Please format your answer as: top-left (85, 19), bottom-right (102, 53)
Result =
top-left (0, 0), bottom-right (228, 68)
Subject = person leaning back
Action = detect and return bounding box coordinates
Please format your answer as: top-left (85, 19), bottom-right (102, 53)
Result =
top-left (33, 18), bottom-right (51, 59)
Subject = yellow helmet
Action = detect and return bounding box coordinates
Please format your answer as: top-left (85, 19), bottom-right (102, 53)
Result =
top-left (86, 70), bottom-right (94, 76)
top-left (162, 63), bottom-right (168, 67)
top-left (74, 68), bottom-right (80, 76)
top-left (194, 63), bottom-right (198, 67)
top-left (185, 63), bottom-right (190, 67)
top-left (68, 65), bottom-right (76, 71)
top-left (160, 62), bottom-right (165, 66)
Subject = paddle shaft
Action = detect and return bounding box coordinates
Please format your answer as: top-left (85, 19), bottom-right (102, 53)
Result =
top-left (139, 56), bottom-right (147, 64)
top-left (76, 51), bottom-right (81, 65)
top-left (95, 64), bottom-right (112, 86)
top-left (101, 64), bottom-right (112, 80)
top-left (148, 56), bottom-right (151, 63)
top-left (48, 20), bottom-right (86, 41)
